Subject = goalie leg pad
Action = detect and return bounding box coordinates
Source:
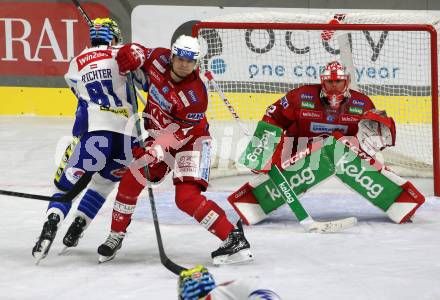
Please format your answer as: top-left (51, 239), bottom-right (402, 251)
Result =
top-left (386, 181), bottom-right (425, 223)
top-left (175, 182), bottom-right (234, 240)
top-left (227, 183), bottom-right (268, 225)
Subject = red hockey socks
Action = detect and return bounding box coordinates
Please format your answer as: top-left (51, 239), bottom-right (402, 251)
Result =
top-left (175, 182), bottom-right (234, 240)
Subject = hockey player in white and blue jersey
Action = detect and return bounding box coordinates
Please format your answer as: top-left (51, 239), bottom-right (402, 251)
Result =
top-left (32, 18), bottom-right (136, 264)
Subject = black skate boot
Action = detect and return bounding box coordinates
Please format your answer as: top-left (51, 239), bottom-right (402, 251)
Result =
top-left (97, 231), bottom-right (125, 263)
top-left (211, 220), bottom-right (254, 265)
top-left (32, 213), bottom-right (61, 264)
top-left (62, 216), bottom-right (87, 248)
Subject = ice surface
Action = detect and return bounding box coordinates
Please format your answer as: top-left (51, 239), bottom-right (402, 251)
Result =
top-left (1, 116), bottom-right (439, 300)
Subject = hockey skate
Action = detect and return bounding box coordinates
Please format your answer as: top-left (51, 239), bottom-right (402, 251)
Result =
top-left (211, 220), bottom-right (254, 266)
top-left (32, 213), bottom-right (60, 265)
top-left (60, 216), bottom-right (87, 254)
top-left (97, 231), bottom-right (125, 263)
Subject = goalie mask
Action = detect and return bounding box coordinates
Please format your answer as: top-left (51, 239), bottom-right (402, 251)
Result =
top-left (171, 35), bottom-right (201, 69)
top-left (90, 18), bottom-right (122, 46)
top-left (320, 61), bottom-right (351, 109)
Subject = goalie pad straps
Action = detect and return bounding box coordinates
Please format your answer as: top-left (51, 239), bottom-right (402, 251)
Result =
top-left (238, 121), bottom-right (283, 172)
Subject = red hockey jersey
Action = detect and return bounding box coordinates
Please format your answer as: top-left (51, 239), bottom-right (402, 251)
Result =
top-left (262, 84), bottom-right (375, 138)
top-left (138, 47), bottom-right (209, 146)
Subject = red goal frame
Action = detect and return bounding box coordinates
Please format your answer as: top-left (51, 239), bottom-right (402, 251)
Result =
top-left (193, 22), bottom-right (439, 196)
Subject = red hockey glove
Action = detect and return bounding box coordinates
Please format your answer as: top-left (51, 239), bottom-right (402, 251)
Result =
top-left (132, 144), bottom-right (165, 167)
top-left (116, 43), bottom-right (146, 74)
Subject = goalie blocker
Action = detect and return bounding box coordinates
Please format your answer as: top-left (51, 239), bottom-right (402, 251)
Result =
top-left (228, 131), bottom-right (425, 225)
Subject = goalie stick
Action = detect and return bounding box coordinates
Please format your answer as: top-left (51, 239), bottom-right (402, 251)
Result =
top-left (0, 173), bottom-right (92, 202)
top-left (269, 165), bottom-right (357, 233)
top-left (127, 72), bottom-right (187, 275)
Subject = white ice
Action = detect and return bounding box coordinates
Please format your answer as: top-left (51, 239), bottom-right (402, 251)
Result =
top-left (1, 116), bottom-right (439, 300)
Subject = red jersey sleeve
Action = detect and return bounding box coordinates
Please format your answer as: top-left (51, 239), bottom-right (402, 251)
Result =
top-left (261, 89), bottom-right (300, 130)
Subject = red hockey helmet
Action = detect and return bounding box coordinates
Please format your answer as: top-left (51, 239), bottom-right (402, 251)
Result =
top-left (320, 61), bottom-right (350, 109)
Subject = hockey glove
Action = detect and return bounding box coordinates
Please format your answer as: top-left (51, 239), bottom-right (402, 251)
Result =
top-left (116, 43), bottom-right (145, 74)
top-left (132, 142), bottom-right (164, 167)
top-left (356, 109), bottom-right (396, 157)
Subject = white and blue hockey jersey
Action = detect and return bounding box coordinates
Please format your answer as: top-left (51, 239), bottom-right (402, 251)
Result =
top-left (65, 45), bottom-right (134, 136)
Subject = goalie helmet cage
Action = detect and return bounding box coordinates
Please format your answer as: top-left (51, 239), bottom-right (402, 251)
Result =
top-left (192, 12), bottom-right (440, 196)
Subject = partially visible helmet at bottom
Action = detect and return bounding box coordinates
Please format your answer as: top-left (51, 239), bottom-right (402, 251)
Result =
top-left (178, 265), bottom-right (216, 300)
top-left (90, 17), bottom-right (122, 46)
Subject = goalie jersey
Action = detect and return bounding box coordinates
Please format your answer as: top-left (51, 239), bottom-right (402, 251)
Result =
top-left (65, 45), bottom-right (134, 136)
top-left (263, 84), bottom-right (375, 138)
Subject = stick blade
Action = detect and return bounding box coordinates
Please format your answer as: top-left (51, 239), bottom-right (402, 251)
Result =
top-left (306, 217), bottom-right (357, 233)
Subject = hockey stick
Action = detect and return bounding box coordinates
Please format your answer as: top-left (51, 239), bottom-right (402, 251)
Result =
top-left (268, 165), bottom-right (357, 233)
top-left (0, 173), bottom-right (92, 202)
top-left (72, 0), bottom-right (93, 27)
top-left (126, 72), bottom-right (186, 275)
top-left (204, 71), bottom-right (250, 136)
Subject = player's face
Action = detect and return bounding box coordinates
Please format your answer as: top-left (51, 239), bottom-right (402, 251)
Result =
top-left (323, 79), bottom-right (346, 93)
top-left (172, 56), bottom-right (196, 77)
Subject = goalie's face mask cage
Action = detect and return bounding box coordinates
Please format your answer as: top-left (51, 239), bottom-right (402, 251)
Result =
top-left (171, 35), bottom-right (201, 70)
top-left (90, 18), bottom-right (122, 46)
top-left (320, 61), bottom-right (350, 109)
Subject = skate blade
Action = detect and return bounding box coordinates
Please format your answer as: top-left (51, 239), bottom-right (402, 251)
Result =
top-left (34, 240), bottom-right (51, 265)
top-left (58, 246), bottom-right (70, 256)
top-left (98, 254), bottom-right (116, 264)
top-left (212, 249), bottom-right (254, 266)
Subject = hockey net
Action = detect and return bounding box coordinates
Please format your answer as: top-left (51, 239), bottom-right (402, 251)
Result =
top-left (193, 12), bottom-right (440, 195)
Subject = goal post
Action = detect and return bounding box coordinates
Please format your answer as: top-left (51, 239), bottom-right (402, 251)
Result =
top-left (192, 13), bottom-right (440, 196)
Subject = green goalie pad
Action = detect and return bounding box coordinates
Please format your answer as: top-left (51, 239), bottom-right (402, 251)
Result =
top-left (252, 138), bottom-right (335, 214)
top-left (250, 135), bottom-right (403, 217)
top-left (238, 121), bottom-right (283, 171)
top-left (328, 135), bottom-right (402, 211)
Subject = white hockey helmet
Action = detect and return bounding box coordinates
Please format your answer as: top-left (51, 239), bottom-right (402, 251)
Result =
top-left (320, 61), bottom-right (351, 108)
top-left (171, 35), bottom-right (201, 66)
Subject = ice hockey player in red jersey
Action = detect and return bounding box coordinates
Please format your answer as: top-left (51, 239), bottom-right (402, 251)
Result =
top-left (231, 61), bottom-right (425, 227)
top-left (97, 35), bottom-right (253, 265)
top-left (178, 265), bottom-right (281, 300)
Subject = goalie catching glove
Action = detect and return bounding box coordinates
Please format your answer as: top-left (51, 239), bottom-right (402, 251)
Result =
top-left (356, 109), bottom-right (396, 157)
